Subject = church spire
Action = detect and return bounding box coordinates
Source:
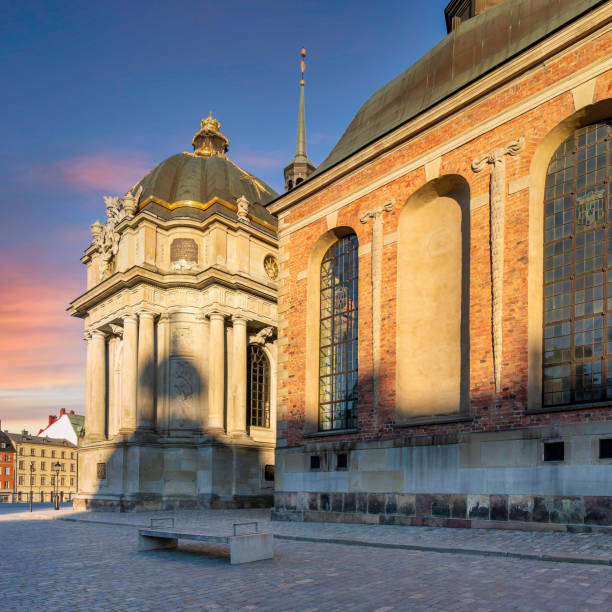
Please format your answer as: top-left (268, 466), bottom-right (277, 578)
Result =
top-left (296, 48), bottom-right (307, 159)
top-left (284, 48), bottom-right (315, 192)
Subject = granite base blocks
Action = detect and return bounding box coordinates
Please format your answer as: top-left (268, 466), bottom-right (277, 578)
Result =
top-left (273, 492), bottom-right (612, 532)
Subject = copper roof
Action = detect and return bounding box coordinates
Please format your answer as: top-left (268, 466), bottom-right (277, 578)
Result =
top-left (313, 0), bottom-right (606, 177)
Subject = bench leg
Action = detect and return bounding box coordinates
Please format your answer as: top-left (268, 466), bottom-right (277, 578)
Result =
top-left (229, 533), bottom-right (274, 564)
top-left (138, 535), bottom-right (178, 552)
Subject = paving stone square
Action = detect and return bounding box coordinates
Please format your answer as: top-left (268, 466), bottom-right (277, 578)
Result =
top-left (0, 505), bottom-right (611, 610)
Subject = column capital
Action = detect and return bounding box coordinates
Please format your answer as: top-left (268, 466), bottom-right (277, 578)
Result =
top-left (108, 323), bottom-right (124, 338)
top-left (158, 311), bottom-right (170, 324)
top-left (82, 331), bottom-right (92, 342)
top-left (231, 312), bottom-right (249, 325)
top-left (123, 313), bottom-right (138, 323)
top-left (90, 329), bottom-right (107, 340)
top-left (206, 311), bottom-right (226, 322)
top-left (137, 310), bottom-right (156, 321)
top-left (360, 199), bottom-right (394, 224)
top-left (471, 135), bottom-right (525, 172)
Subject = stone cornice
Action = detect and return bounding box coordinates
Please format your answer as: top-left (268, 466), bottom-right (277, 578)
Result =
top-left (268, 3), bottom-right (612, 217)
top-left (68, 265), bottom-right (277, 318)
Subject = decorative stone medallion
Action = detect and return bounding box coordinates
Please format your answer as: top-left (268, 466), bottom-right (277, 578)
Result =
top-left (263, 254), bottom-right (279, 280)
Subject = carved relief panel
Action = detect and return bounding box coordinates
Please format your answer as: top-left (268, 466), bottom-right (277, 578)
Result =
top-left (168, 312), bottom-right (201, 429)
top-left (169, 357), bottom-right (199, 429)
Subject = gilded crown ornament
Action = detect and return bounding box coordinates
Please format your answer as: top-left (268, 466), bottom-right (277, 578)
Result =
top-left (192, 112), bottom-right (229, 158)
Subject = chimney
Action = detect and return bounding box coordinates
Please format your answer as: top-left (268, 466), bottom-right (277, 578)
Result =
top-left (60, 408), bottom-right (66, 416)
top-left (48, 415), bottom-right (55, 426)
top-left (70, 410), bottom-right (74, 415)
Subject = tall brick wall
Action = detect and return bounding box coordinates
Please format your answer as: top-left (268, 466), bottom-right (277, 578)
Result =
top-left (276, 29), bottom-right (612, 450)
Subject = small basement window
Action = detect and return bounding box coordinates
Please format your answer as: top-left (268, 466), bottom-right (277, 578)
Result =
top-left (336, 453), bottom-right (348, 470)
top-left (544, 441), bottom-right (564, 462)
top-left (310, 455), bottom-right (321, 470)
top-left (264, 464), bottom-right (275, 481)
top-left (599, 439), bottom-right (612, 459)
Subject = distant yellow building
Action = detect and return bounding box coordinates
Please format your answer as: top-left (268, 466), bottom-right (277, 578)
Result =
top-left (7, 431), bottom-right (77, 503)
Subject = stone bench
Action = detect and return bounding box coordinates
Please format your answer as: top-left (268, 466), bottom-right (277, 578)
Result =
top-left (137, 520), bottom-right (274, 565)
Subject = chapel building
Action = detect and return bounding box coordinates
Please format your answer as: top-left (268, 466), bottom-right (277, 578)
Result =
top-left (69, 116), bottom-right (279, 511)
top-left (270, 0), bottom-right (612, 530)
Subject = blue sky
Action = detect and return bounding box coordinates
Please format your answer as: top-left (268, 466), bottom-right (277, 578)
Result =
top-left (0, 0), bottom-right (449, 431)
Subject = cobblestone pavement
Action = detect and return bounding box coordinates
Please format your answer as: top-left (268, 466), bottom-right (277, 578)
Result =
top-left (3, 504), bottom-right (609, 565)
top-left (0, 512), bottom-right (611, 611)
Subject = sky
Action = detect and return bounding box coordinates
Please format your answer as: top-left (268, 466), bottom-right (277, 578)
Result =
top-left (0, 0), bottom-right (450, 433)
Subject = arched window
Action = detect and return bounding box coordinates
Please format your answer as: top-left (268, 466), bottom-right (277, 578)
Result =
top-left (543, 121), bottom-right (611, 406)
top-left (247, 345), bottom-right (270, 428)
top-left (319, 234), bottom-right (358, 430)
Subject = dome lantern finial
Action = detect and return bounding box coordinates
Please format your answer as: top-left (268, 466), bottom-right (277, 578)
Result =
top-left (192, 112), bottom-right (229, 157)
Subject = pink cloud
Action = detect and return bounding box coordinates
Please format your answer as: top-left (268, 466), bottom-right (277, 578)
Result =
top-left (25, 154), bottom-right (152, 194)
top-left (0, 258), bottom-right (84, 391)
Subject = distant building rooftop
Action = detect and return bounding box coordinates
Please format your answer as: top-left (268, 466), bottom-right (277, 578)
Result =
top-left (7, 431), bottom-right (77, 448)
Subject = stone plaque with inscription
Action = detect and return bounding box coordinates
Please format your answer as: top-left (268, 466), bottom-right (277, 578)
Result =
top-left (170, 238), bottom-right (198, 263)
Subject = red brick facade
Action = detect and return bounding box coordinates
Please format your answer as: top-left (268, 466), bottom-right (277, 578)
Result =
top-left (271, 2), bottom-right (612, 530)
top-left (276, 30), bottom-right (612, 448)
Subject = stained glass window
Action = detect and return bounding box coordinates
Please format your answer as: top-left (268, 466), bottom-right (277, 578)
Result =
top-left (543, 121), bottom-right (612, 406)
top-left (247, 345), bottom-right (270, 428)
top-left (319, 234), bottom-right (359, 430)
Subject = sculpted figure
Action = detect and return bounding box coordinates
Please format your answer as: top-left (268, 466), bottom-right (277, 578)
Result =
top-left (92, 192), bottom-right (134, 279)
top-left (249, 326), bottom-right (275, 345)
top-left (236, 194), bottom-right (249, 223)
top-left (121, 186), bottom-right (143, 218)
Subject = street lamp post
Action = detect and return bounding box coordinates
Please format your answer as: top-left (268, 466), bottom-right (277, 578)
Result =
top-left (29, 462), bottom-right (34, 512)
top-left (52, 462), bottom-right (61, 510)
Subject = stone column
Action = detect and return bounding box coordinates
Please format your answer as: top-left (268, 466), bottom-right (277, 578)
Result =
top-left (88, 330), bottom-right (107, 440)
top-left (137, 311), bottom-right (156, 430)
top-left (107, 335), bottom-right (120, 437)
top-left (230, 314), bottom-right (248, 435)
top-left (120, 314), bottom-right (138, 434)
top-left (83, 332), bottom-right (92, 436)
top-left (208, 312), bottom-right (225, 431)
top-left (156, 313), bottom-right (170, 433)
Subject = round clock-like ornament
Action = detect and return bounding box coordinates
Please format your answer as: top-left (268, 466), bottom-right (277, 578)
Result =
top-left (263, 254), bottom-right (279, 280)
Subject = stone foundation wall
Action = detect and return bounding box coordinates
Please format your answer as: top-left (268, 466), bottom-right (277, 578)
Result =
top-left (74, 492), bottom-right (273, 513)
top-left (77, 440), bottom-right (275, 512)
top-left (273, 491), bottom-right (612, 532)
top-left (274, 424), bottom-right (612, 531)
